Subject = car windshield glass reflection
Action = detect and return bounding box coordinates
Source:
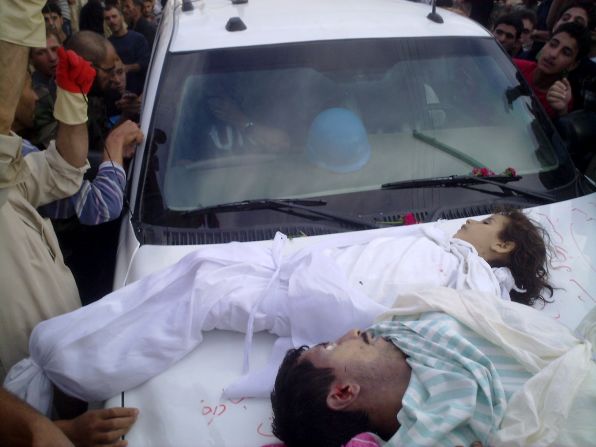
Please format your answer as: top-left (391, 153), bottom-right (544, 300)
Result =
top-left (143, 37), bottom-right (565, 224)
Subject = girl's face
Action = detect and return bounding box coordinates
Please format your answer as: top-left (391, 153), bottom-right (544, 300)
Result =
top-left (537, 31), bottom-right (579, 76)
top-left (453, 214), bottom-right (511, 261)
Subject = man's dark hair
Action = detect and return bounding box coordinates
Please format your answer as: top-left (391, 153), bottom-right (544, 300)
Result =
top-left (515, 8), bottom-right (538, 29)
top-left (494, 12), bottom-right (525, 38)
top-left (132, 0), bottom-right (145, 9)
top-left (42, 2), bottom-right (62, 16)
top-left (104, 3), bottom-right (121, 14)
top-left (64, 31), bottom-right (109, 67)
top-left (558, 0), bottom-right (596, 30)
top-left (552, 21), bottom-right (593, 61)
top-left (271, 346), bottom-right (372, 447)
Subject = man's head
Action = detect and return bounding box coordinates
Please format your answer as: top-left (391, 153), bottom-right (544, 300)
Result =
top-left (104, 5), bottom-right (126, 35)
top-left (42, 3), bottom-right (64, 35)
top-left (110, 58), bottom-right (127, 95)
top-left (30, 30), bottom-right (61, 78)
top-left (123, 0), bottom-right (144, 24)
top-left (516, 9), bottom-right (537, 50)
top-left (271, 329), bottom-right (411, 447)
top-left (537, 22), bottom-right (591, 75)
top-left (553, 1), bottom-right (595, 32)
top-left (64, 31), bottom-right (118, 93)
top-left (143, 0), bottom-right (154, 19)
top-left (493, 13), bottom-right (524, 54)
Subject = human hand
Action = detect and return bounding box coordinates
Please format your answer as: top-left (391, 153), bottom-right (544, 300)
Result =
top-left (104, 120), bottom-right (143, 163)
top-left (55, 407), bottom-right (139, 447)
top-left (54, 47), bottom-right (96, 125)
top-left (547, 78), bottom-right (572, 116)
top-left (208, 95), bottom-right (247, 126)
top-left (115, 93), bottom-right (141, 119)
top-left (56, 47), bottom-right (96, 95)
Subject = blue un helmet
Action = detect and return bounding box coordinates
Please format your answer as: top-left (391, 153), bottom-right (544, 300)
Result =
top-left (306, 108), bottom-right (371, 173)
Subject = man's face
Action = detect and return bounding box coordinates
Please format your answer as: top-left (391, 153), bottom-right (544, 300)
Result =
top-left (43, 12), bottom-right (63, 32)
top-left (520, 18), bottom-right (535, 48)
top-left (30, 35), bottom-right (60, 78)
top-left (555, 7), bottom-right (589, 30)
top-left (453, 214), bottom-right (510, 260)
top-left (94, 45), bottom-right (119, 93)
top-left (301, 329), bottom-right (405, 384)
top-left (104, 8), bottom-right (124, 34)
top-left (143, 1), bottom-right (153, 18)
top-left (123, 0), bottom-right (140, 22)
top-left (110, 58), bottom-right (127, 95)
top-left (493, 23), bottom-right (518, 53)
top-left (537, 31), bottom-right (579, 75)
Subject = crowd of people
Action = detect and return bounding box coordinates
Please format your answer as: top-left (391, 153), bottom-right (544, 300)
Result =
top-left (0, 0), bottom-right (595, 446)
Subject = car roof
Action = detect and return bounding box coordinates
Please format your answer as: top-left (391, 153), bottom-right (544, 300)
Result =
top-left (168, 0), bottom-right (492, 53)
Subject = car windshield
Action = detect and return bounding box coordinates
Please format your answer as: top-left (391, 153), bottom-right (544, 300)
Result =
top-left (140, 36), bottom-right (571, 227)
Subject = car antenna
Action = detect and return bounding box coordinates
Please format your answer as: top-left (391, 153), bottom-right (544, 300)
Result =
top-left (427, 0), bottom-right (444, 24)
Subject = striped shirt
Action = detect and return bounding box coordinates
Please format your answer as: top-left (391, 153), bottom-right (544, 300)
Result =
top-left (370, 313), bottom-right (531, 447)
top-left (22, 140), bottom-right (126, 225)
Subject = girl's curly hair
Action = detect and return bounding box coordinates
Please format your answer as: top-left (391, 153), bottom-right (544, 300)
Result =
top-left (495, 207), bottom-right (554, 307)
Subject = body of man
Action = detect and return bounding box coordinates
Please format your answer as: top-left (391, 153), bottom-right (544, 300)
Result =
top-left (512, 9), bottom-right (537, 58)
top-left (122, 0), bottom-right (157, 47)
top-left (29, 29), bottom-right (61, 148)
top-left (105, 4), bottom-right (150, 95)
top-left (42, 2), bottom-right (67, 43)
top-left (514, 22), bottom-right (592, 118)
top-left (271, 289), bottom-right (596, 447)
top-left (0, 24), bottom-right (143, 378)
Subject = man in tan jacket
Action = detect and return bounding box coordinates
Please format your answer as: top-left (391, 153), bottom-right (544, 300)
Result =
top-left (0, 0), bottom-right (142, 381)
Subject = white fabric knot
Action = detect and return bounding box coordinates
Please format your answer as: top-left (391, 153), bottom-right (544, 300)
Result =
top-left (3, 357), bottom-right (52, 415)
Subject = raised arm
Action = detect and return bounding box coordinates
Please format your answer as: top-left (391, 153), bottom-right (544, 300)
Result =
top-left (53, 47), bottom-right (97, 168)
top-left (0, 0), bottom-right (49, 205)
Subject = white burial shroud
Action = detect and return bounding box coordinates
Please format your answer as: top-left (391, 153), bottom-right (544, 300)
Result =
top-left (5, 224), bottom-right (515, 415)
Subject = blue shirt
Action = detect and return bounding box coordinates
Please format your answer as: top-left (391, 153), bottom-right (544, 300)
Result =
top-left (21, 140), bottom-right (126, 225)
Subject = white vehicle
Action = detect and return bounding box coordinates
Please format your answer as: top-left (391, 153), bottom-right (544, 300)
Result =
top-left (110, 0), bottom-right (596, 445)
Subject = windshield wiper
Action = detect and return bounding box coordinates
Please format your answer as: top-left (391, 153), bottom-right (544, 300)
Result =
top-left (382, 175), bottom-right (556, 203)
top-left (184, 198), bottom-right (380, 229)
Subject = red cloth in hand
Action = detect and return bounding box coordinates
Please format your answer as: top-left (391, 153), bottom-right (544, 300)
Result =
top-left (56, 47), bottom-right (96, 94)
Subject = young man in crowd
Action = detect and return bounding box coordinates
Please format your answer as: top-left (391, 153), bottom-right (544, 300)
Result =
top-left (514, 22), bottom-right (592, 118)
top-left (104, 4), bottom-right (150, 96)
top-left (42, 2), bottom-right (68, 43)
top-left (492, 12), bottom-right (524, 56)
top-left (28, 28), bottom-right (61, 149)
top-left (512, 8), bottom-right (538, 58)
top-left (122, 0), bottom-right (157, 47)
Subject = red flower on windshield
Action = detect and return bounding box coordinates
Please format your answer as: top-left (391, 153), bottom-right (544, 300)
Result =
top-left (403, 212), bottom-right (417, 225)
top-left (471, 167), bottom-right (495, 177)
top-left (471, 167), bottom-right (517, 177)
